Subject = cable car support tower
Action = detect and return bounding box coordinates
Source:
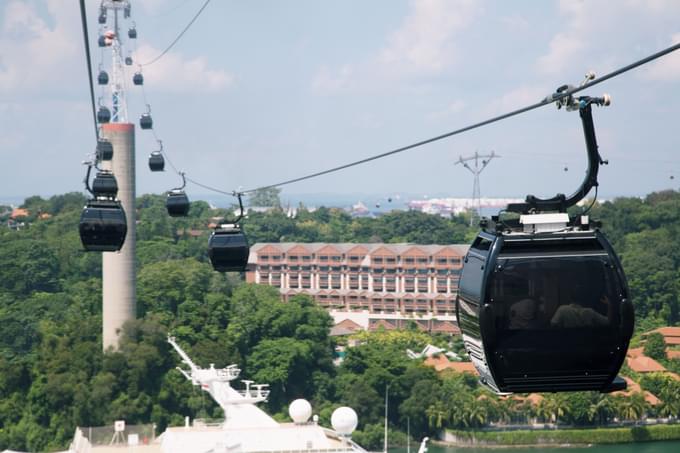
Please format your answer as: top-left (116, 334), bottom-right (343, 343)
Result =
top-left (98, 0), bottom-right (136, 351)
top-left (455, 151), bottom-right (499, 225)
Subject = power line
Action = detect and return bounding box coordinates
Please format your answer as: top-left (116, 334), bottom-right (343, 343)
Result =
top-left (139, 0), bottom-right (212, 67)
top-left (79, 0), bottom-right (99, 141)
top-left (235, 41), bottom-right (680, 194)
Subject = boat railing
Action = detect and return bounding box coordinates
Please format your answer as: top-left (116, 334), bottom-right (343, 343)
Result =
top-left (237, 389), bottom-right (271, 399)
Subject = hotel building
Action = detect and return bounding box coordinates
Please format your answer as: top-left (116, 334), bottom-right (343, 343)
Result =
top-left (245, 243), bottom-right (469, 333)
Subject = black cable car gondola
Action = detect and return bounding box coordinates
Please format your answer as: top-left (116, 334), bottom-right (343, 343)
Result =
top-left (79, 199), bottom-right (127, 252)
top-left (208, 193), bottom-right (250, 272)
top-left (97, 139), bottom-right (114, 161)
top-left (148, 142), bottom-right (165, 171)
top-left (133, 72), bottom-right (144, 86)
top-left (79, 165), bottom-right (127, 252)
top-left (92, 170), bottom-right (118, 198)
top-left (97, 106), bottom-right (111, 123)
top-left (166, 173), bottom-right (190, 217)
top-left (128, 24), bottom-right (137, 39)
top-left (456, 82), bottom-right (633, 394)
top-left (98, 11), bottom-right (107, 24)
top-left (98, 69), bottom-right (109, 85)
top-left (140, 105), bottom-right (153, 130)
top-left (125, 55), bottom-right (133, 66)
top-left (98, 35), bottom-right (106, 47)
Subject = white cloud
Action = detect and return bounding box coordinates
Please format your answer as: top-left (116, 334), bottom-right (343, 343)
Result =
top-left (134, 44), bottom-right (233, 93)
top-left (378, 0), bottom-right (480, 74)
top-left (0, 1), bottom-right (232, 97)
top-left (643, 33), bottom-right (680, 81)
top-left (0, 1), bottom-right (80, 96)
top-left (311, 0), bottom-right (482, 94)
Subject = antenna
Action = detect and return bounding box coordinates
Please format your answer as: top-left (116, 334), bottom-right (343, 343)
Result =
top-left (455, 151), bottom-right (500, 224)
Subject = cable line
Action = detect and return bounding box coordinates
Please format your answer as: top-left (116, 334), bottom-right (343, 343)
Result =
top-left (235, 42), bottom-right (680, 194)
top-left (79, 0), bottom-right (99, 140)
top-left (139, 0), bottom-right (212, 66)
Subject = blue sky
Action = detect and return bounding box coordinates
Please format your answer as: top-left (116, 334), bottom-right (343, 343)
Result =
top-left (1, 0), bottom-right (680, 204)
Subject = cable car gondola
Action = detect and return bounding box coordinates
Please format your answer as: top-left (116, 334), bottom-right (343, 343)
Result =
top-left (148, 142), bottom-right (165, 171)
top-left (133, 72), bottom-right (144, 86)
top-left (79, 165), bottom-right (127, 252)
top-left (98, 69), bottom-right (109, 85)
top-left (91, 170), bottom-right (118, 198)
top-left (97, 139), bottom-right (114, 161)
top-left (208, 193), bottom-right (250, 272)
top-left (97, 106), bottom-right (111, 124)
top-left (166, 173), bottom-right (190, 217)
top-left (79, 199), bottom-right (127, 252)
top-left (140, 105), bottom-right (153, 130)
top-left (456, 83), bottom-right (633, 394)
top-left (125, 55), bottom-right (133, 66)
top-left (128, 23), bottom-right (137, 39)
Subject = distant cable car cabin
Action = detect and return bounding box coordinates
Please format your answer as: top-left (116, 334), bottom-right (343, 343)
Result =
top-left (456, 86), bottom-right (633, 394)
top-left (166, 190), bottom-right (190, 217)
top-left (98, 35), bottom-right (107, 47)
top-left (97, 106), bottom-right (111, 124)
top-left (98, 12), bottom-right (107, 24)
top-left (209, 225), bottom-right (250, 272)
top-left (166, 172), bottom-right (190, 217)
top-left (97, 139), bottom-right (114, 161)
top-left (125, 56), bottom-right (133, 66)
top-left (98, 70), bottom-right (109, 85)
top-left (79, 199), bottom-right (127, 252)
top-left (140, 105), bottom-right (153, 129)
top-left (92, 171), bottom-right (118, 198)
top-left (133, 72), bottom-right (144, 86)
top-left (209, 194), bottom-right (250, 272)
top-left (128, 25), bottom-right (137, 39)
top-left (148, 151), bottom-right (165, 172)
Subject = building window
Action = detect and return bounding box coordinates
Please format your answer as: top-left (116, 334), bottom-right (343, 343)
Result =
top-left (302, 279), bottom-right (311, 289)
top-left (417, 257), bottom-right (428, 264)
top-left (319, 266), bottom-right (329, 271)
top-left (450, 257), bottom-right (461, 265)
top-left (437, 269), bottom-right (448, 275)
top-left (272, 255), bottom-right (281, 261)
top-left (319, 255), bottom-right (329, 262)
top-left (373, 257), bottom-right (383, 264)
top-left (349, 266), bottom-right (360, 272)
top-left (302, 255), bottom-right (311, 261)
top-left (349, 255), bottom-right (361, 262)
top-left (404, 258), bottom-right (415, 264)
top-left (331, 266), bottom-right (342, 272)
top-left (332, 256), bottom-right (342, 262)
top-left (259, 255), bottom-right (269, 261)
top-left (386, 257), bottom-right (396, 264)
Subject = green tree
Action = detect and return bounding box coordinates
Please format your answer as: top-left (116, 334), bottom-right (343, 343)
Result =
top-left (643, 332), bottom-right (667, 360)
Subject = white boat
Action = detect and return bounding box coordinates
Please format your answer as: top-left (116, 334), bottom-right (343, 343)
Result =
top-left (68, 336), bottom-right (368, 453)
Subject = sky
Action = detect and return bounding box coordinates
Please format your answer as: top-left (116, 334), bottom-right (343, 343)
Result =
top-left (1, 0), bottom-right (680, 206)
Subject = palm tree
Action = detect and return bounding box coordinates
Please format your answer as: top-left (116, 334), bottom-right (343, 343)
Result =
top-left (588, 395), bottom-right (616, 425)
top-left (426, 402), bottom-right (448, 429)
top-left (617, 393), bottom-right (648, 421)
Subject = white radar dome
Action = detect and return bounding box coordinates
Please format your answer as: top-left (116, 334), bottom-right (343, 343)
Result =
top-left (289, 399), bottom-right (312, 424)
top-left (331, 407), bottom-right (358, 435)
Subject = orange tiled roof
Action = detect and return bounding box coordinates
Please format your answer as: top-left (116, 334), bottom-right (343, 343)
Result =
top-left (424, 355), bottom-right (451, 372)
top-left (650, 327), bottom-right (680, 338)
top-left (627, 347), bottom-right (644, 358)
top-left (613, 377), bottom-right (661, 406)
top-left (446, 361), bottom-right (478, 374)
top-left (666, 337), bottom-right (680, 345)
top-left (667, 350), bottom-right (680, 360)
top-left (627, 356), bottom-right (666, 373)
top-left (10, 208), bottom-right (29, 219)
